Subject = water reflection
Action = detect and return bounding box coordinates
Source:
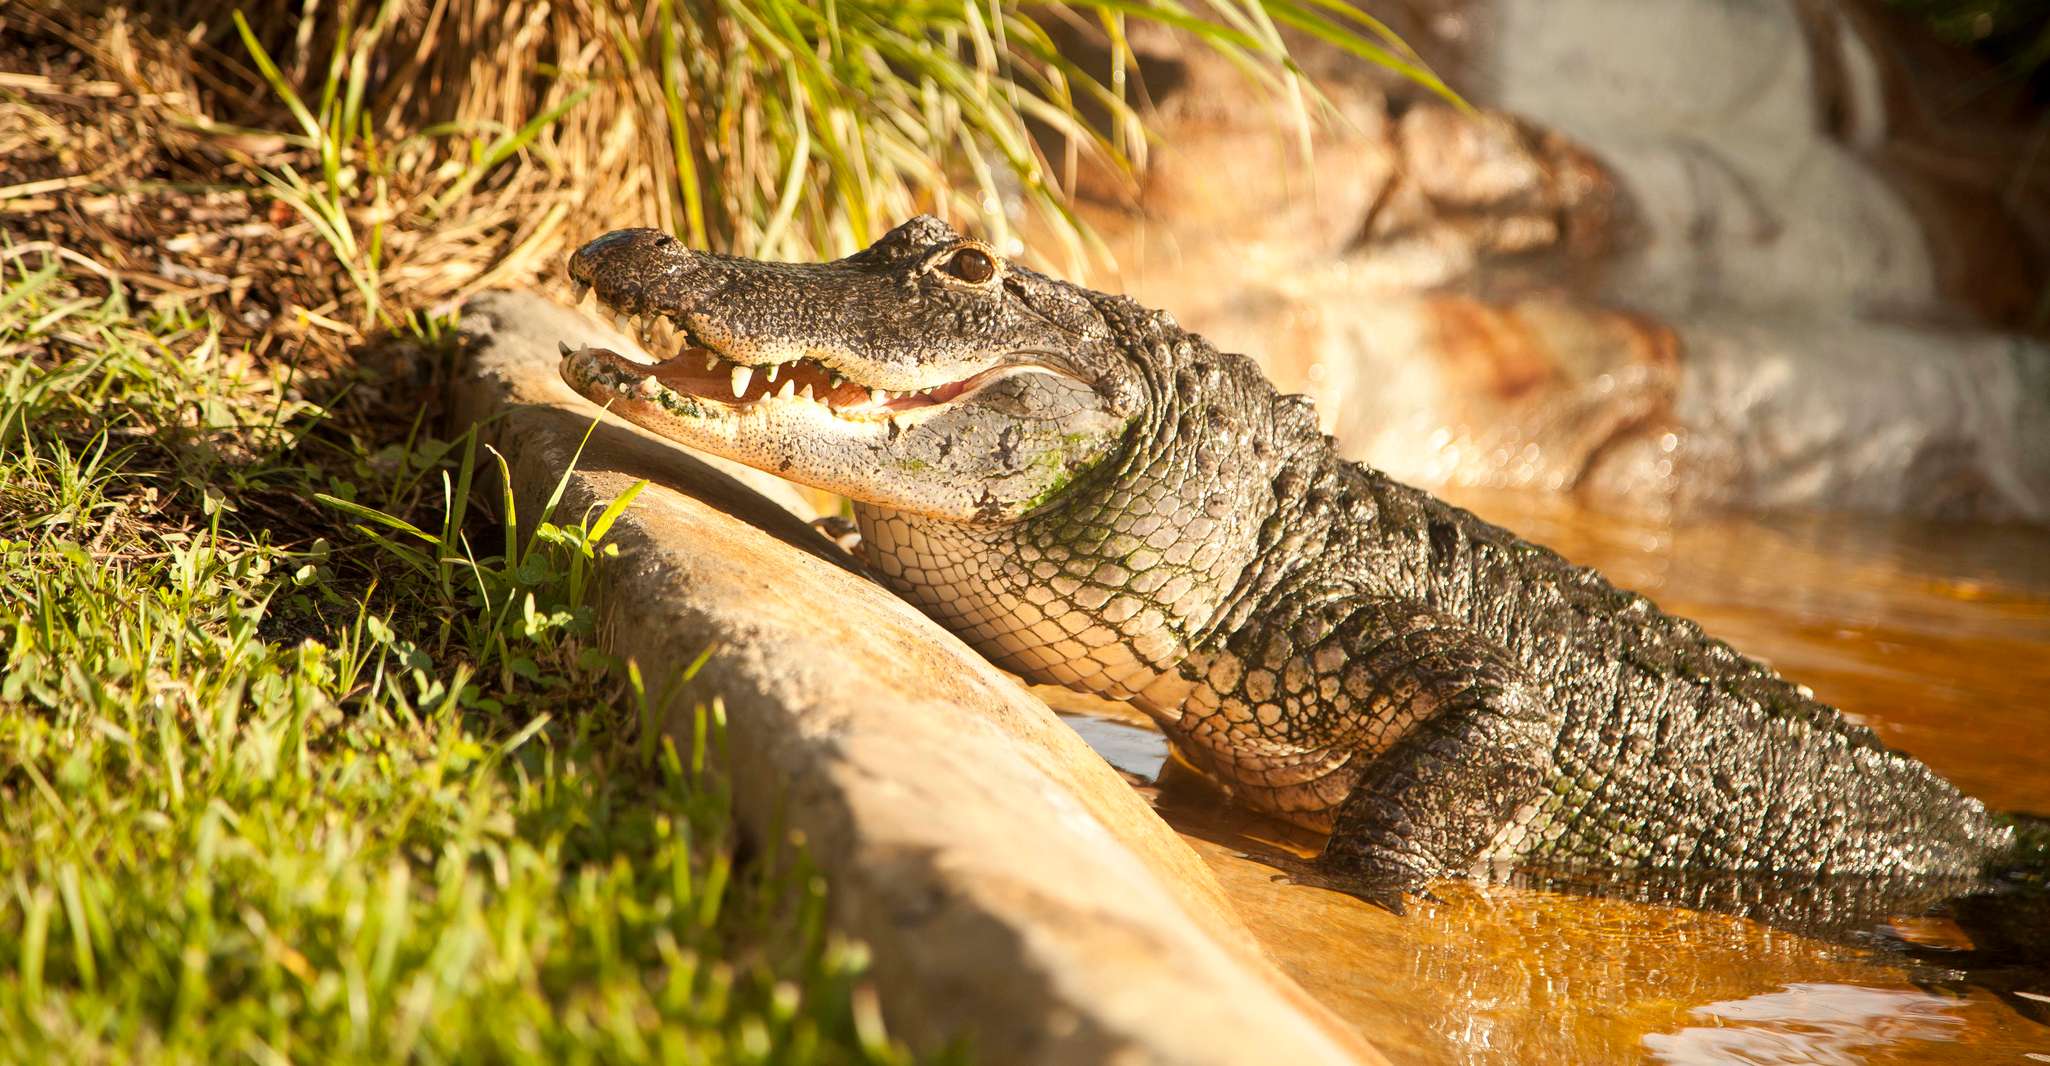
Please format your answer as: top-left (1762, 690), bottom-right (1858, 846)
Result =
top-left (1045, 492), bottom-right (2050, 1063)
top-left (1174, 813), bottom-right (2050, 1065)
top-left (1642, 984), bottom-right (1966, 1065)
top-left (1052, 711), bottom-right (1167, 782)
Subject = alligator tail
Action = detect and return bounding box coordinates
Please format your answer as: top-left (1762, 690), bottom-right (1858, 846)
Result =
top-left (1987, 810), bottom-right (2050, 886)
top-left (1934, 812), bottom-right (2050, 981)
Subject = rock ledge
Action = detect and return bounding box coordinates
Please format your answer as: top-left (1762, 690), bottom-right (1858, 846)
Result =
top-left (452, 291), bottom-right (1382, 1066)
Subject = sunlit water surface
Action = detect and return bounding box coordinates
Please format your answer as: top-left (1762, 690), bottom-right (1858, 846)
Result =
top-left (1047, 490), bottom-right (2050, 1065)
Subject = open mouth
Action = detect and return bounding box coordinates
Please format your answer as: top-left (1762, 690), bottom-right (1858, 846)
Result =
top-left (571, 284), bottom-right (1021, 420)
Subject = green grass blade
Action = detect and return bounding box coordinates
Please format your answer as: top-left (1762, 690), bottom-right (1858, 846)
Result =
top-left (314, 493), bottom-right (441, 545)
top-left (231, 11), bottom-right (323, 145)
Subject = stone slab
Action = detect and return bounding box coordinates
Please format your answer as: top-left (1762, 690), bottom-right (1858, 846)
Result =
top-left (451, 290), bottom-right (1384, 1066)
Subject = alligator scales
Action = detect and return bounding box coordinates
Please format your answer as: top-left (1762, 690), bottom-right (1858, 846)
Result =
top-left (557, 218), bottom-right (2014, 907)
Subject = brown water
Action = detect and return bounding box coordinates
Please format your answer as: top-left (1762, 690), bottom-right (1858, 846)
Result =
top-left (1048, 490), bottom-right (2050, 1065)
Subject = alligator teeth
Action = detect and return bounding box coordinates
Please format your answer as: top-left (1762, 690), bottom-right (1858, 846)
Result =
top-left (730, 364), bottom-right (754, 397)
top-left (870, 388), bottom-right (889, 406)
top-left (830, 374), bottom-right (844, 389)
top-left (613, 312), bottom-right (631, 333)
top-left (572, 281), bottom-right (591, 305)
top-left (645, 315), bottom-right (678, 353)
top-left (777, 378), bottom-right (796, 399)
top-left (799, 383), bottom-right (815, 400)
top-left (765, 364), bottom-right (779, 383)
top-left (706, 353), bottom-right (720, 371)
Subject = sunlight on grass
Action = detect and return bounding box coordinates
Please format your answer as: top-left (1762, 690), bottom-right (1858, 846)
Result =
top-left (0, 250), bottom-right (944, 1063)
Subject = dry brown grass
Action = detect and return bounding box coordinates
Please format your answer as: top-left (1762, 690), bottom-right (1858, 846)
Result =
top-left (8, 0), bottom-right (658, 362)
top-left (5, 0), bottom-right (1441, 371)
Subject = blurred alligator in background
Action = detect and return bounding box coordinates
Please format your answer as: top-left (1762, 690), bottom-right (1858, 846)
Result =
top-left (556, 217), bottom-right (2029, 909)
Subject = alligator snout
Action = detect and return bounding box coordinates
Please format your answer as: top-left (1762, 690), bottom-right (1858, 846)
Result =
top-left (567, 227), bottom-right (697, 316)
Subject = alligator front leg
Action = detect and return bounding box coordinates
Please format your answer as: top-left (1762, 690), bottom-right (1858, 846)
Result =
top-left (1272, 599), bottom-right (1561, 911)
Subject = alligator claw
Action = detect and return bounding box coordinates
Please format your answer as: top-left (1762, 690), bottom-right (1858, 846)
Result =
top-left (811, 515), bottom-right (862, 553)
top-left (1347, 873), bottom-right (1443, 916)
top-left (1312, 837), bottom-right (1441, 915)
top-left (1238, 846), bottom-right (1439, 914)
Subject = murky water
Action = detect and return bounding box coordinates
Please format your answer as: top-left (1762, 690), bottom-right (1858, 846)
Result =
top-left (1047, 490), bottom-right (2050, 1064)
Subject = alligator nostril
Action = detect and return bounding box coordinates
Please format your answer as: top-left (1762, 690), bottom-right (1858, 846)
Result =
top-left (569, 228), bottom-right (679, 285)
top-left (575, 228), bottom-right (654, 259)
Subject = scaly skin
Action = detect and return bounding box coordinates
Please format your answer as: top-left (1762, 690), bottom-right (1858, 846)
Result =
top-left (555, 218), bottom-right (2014, 908)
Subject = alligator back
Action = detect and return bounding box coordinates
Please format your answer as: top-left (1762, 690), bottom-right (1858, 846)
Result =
top-left (1336, 465), bottom-right (2012, 878)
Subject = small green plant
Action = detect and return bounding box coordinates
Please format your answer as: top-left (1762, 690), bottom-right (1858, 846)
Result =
top-left (1885, 0), bottom-right (2050, 77)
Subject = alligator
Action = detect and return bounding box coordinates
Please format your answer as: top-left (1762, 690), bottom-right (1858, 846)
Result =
top-left (555, 217), bottom-right (2020, 910)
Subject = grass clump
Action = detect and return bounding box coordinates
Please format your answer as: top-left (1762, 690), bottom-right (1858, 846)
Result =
top-left (0, 253), bottom-right (937, 1064)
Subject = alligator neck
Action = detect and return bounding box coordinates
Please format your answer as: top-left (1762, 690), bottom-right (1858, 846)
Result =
top-left (853, 504), bottom-right (1195, 700)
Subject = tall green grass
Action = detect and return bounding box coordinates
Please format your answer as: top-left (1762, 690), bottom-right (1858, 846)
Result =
top-left (190, 0), bottom-right (1453, 334)
top-left (617, 0), bottom-right (1453, 263)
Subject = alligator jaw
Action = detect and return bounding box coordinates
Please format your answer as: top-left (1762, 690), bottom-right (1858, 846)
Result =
top-left (555, 219), bottom-right (1135, 523)
top-left (565, 289), bottom-right (1049, 423)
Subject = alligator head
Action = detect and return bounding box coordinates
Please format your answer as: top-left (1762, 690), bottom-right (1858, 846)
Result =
top-left (560, 216), bottom-right (1145, 521)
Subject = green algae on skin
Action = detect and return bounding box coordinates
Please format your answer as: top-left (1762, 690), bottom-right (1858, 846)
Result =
top-left (1022, 432), bottom-right (1127, 515)
top-left (651, 383), bottom-right (709, 419)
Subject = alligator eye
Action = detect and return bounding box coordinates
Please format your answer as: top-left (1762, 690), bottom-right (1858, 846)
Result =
top-left (941, 247), bottom-right (997, 284)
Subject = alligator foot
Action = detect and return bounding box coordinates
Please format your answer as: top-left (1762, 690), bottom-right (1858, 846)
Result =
top-left (1311, 838), bottom-right (1445, 915)
top-left (1240, 844), bottom-right (1440, 915)
top-left (810, 514), bottom-right (862, 554)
